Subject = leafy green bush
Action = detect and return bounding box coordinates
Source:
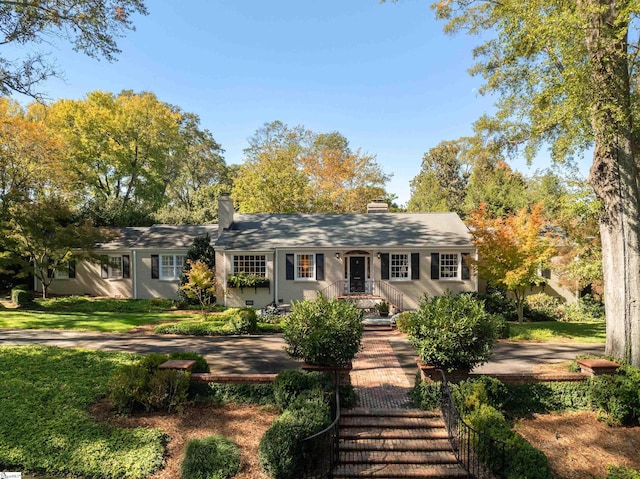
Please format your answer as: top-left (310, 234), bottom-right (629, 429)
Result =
top-left (38, 296), bottom-right (176, 312)
top-left (562, 295), bottom-right (605, 322)
top-left (453, 376), bottom-right (508, 416)
top-left (258, 396), bottom-right (332, 479)
top-left (410, 375), bottom-right (441, 410)
top-left (283, 294), bottom-right (364, 367)
top-left (524, 293), bottom-right (563, 321)
top-left (109, 353), bottom-right (191, 414)
top-left (591, 365), bottom-right (640, 426)
top-left (473, 290), bottom-right (518, 321)
top-left (501, 381), bottom-right (592, 416)
top-left (407, 292), bottom-right (500, 371)
top-left (11, 287), bottom-right (33, 307)
top-left (169, 351), bottom-right (210, 373)
top-left (604, 466), bottom-right (640, 479)
top-left (394, 311), bottom-right (415, 333)
top-left (181, 434), bottom-right (241, 479)
top-left (467, 404), bottom-right (552, 479)
top-left (273, 370), bottom-right (332, 412)
top-left (196, 383), bottom-right (275, 405)
top-left (226, 307), bottom-right (258, 334)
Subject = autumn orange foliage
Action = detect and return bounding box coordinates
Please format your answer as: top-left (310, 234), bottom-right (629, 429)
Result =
top-left (467, 203), bottom-right (557, 322)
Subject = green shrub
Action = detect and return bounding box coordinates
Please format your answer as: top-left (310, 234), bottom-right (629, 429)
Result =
top-left (108, 353), bottom-right (191, 414)
top-left (258, 398), bottom-right (332, 479)
top-left (225, 307), bottom-right (258, 334)
top-left (590, 365), bottom-right (640, 426)
top-left (524, 293), bottom-right (563, 322)
top-left (467, 404), bottom-right (552, 479)
top-left (453, 376), bottom-right (508, 416)
top-left (562, 295), bottom-right (605, 322)
top-left (473, 290), bottom-right (518, 321)
top-left (394, 311), bottom-right (415, 333)
top-left (273, 370), bottom-right (332, 412)
top-left (410, 375), bottom-right (441, 410)
top-left (407, 292), bottom-right (500, 371)
top-left (181, 434), bottom-right (241, 479)
top-left (501, 381), bottom-right (592, 416)
top-left (155, 321), bottom-right (226, 335)
top-left (11, 287), bottom-right (33, 307)
top-left (283, 294), bottom-right (364, 367)
top-left (196, 383), bottom-right (275, 405)
top-left (169, 351), bottom-right (210, 373)
top-left (605, 466), bottom-right (640, 479)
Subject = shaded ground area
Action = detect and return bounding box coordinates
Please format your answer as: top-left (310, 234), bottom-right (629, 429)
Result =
top-left (89, 401), bottom-right (277, 479)
top-left (516, 411), bottom-right (640, 478)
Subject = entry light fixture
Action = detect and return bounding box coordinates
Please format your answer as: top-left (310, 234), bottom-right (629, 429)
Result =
top-left (376, 252), bottom-right (381, 259)
top-left (335, 252), bottom-right (341, 259)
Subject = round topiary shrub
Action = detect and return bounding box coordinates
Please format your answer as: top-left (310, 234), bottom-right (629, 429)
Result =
top-left (408, 292), bottom-right (500, 372)
top-left (283, 294), bottom-right (364, 367)
top-left (181, 434), bottom-right (241, 479)
top-left (226, 307), bottom-right (258, 334)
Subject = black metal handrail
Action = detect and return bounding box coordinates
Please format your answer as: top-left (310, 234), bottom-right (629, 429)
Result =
top-left (298, 388), bottom-right (341, 479)
top-left (438, 370), bottom-right (506, 479)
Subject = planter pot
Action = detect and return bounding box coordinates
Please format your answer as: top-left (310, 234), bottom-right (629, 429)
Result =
top-left (301, 361), bottom-right (352, 386)
top-left (378, 312), bottom-right (389, 317)
top-left (416, 359), bottom-right (469, 383)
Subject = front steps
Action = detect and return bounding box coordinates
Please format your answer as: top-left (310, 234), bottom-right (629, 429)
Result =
top-left (334, 408), bottom-right (467, 479)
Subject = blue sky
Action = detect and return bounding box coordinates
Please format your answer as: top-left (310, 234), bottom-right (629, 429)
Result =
top-left (17, 0), bottom-right (590, 206)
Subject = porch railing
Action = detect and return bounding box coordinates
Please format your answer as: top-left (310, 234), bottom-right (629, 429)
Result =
top-left (439, 370), bottom-right (506, 478)
top-left (297, 388), bottom-right (341, 479)
top-left (319, 280), bottom-right (404, 312)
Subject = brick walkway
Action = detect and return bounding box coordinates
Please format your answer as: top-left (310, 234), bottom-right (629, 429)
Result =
top-left (350, 327), bottom-right (414, 409)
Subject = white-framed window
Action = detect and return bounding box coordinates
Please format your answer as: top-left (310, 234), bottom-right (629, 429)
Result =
top-left (160, 254), bottom-right (185, 280)
top-left (233, 255), bottom-right (267, 277)
top-left (390, 253), bottom-right (410, 280)
top-left (295, 253), bottom-right (315, 280)
top-left (440, 253), bottom-right (460, 279)
top-left (54, 268), bottom-right (69, 279)
top-left (109, 256), bottom-right (123, 279)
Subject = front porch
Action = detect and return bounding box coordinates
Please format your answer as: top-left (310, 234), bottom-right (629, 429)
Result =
top-left (320, 279), bottom-right (404, 312)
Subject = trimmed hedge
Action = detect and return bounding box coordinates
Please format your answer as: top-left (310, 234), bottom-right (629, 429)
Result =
top-left (590, 365), bottom-right (640, 426)
top-left (273, 370), bottom-right (332, 412)
top-left (11, 287), bottom-right (33, 307)
top-left (195, 383), bottom-right (275, 405)
top-left (181, 434), bottom-right (241, 479)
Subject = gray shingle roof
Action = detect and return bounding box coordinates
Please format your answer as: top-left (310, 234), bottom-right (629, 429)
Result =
top-left (215, 213), bottom-right (472, 250)
top-left (98, 224), bottom-right (218, 250)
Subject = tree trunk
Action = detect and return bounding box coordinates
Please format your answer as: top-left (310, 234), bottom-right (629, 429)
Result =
top-left (583, 0), bottom-right (640, 365)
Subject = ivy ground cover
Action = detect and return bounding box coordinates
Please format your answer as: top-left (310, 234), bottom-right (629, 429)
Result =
top-left (0, 346), bottom-right (166, 478)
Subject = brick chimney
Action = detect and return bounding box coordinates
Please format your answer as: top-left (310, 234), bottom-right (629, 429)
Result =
top-left (218, 194), bottom-right (234, 235)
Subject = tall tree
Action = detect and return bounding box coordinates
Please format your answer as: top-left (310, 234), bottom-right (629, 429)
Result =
top-left (44, 90), bottom-right (184, 225)
top-left (0, 0), bottom-right (147, 99)
top-left (468, 203), bottom-right (557, 323)
top-left (406, 0), bottom-right (640, 362)
top-left (302, 132), bottom-right (390, 213)
top-left (232, 121), bottom-right (312, 213)
top-left (407, 140), bottom-right (470, 215)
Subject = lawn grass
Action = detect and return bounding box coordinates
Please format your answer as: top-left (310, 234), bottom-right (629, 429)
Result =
top-left (507, 320), bottom-right (606, 343)
top-left (0, 345), bottom-right (166, 479)
top-left (0, 310), bottom-right (199, 332)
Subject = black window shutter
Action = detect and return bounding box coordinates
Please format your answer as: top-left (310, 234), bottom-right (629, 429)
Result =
top-left (101, 256), bottom-right (108, 278)
top-left (461, 253), bottom-right (471, 280)
top-left (286, 254), bottom-right (294, 280)
top-left (381, 253), bottom-right (390, 280)
top-left (315, 253), bottom-right (324, 281)
top-left (151, 255), bottom-right (159, 279)
top-left (122, 255), bottom-right (131, 278)
top-left (47, 267), bottom-right (54, 278)
top-left (431, 253), bottom-right (440, 280)
top-left (411, 253), bottom-right (420, 280)
top-left (541, 268), bottom-right (551, 279)
top-left (68, 260), bottom-right (76, 279)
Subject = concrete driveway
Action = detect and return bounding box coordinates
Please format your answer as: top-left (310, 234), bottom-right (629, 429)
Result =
top-left (0, 328), bottom-right (605, 376)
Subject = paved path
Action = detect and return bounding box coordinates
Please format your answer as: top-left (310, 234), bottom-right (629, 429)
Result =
top-left (0, 328), bottom-right (604, 377)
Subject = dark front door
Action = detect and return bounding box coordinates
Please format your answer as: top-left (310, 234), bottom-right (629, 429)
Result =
top-left (350, 256), bottom-right (365, 293)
